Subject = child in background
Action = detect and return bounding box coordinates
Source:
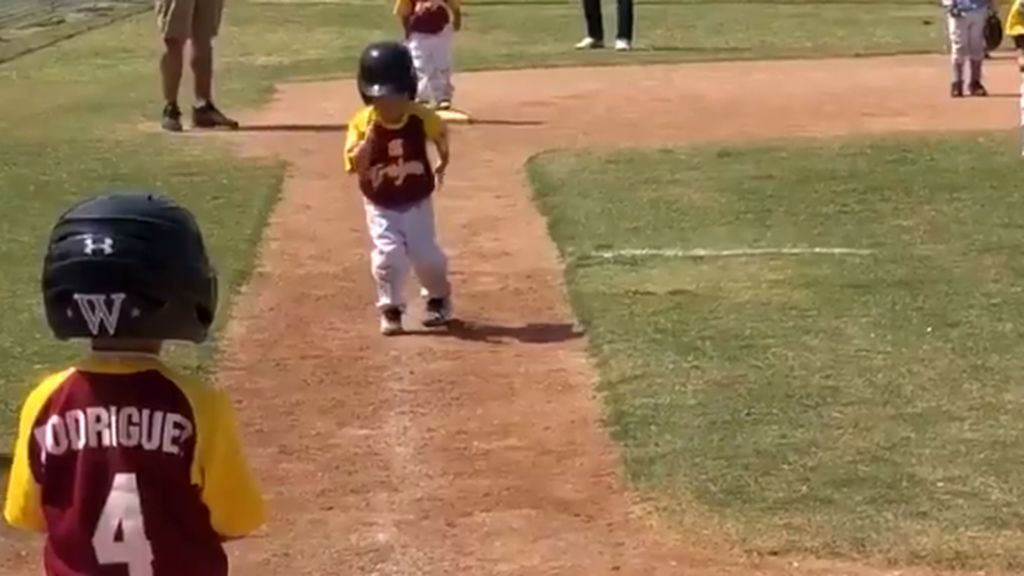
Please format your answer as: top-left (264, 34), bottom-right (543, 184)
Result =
top-left (1006, 0), bottom-right (1024, 70)
top-left (4, 192), bottom-right (265, 576)
top-left (394, 0), bottom-right (462, 110)
top-left (345, 41), bottom-right (454, 335)
top-left (945, 0), bottom-right (998, 97)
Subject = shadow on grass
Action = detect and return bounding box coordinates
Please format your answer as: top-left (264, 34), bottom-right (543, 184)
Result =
top-left (234, 123), bottom-right (348, 133)
top-left (1, 453), bottom-right (11, 472)
top-left (411, 320), bottom-right (584, 343)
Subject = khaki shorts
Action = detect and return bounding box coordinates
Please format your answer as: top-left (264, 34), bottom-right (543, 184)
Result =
top-left (156, 0), bottom-right (223, 40)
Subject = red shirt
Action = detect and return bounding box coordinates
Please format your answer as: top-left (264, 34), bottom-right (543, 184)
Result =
top-left (395, 0), bottom-right (456, 34)
top-left (4, 354), bottom-right (265, 576)
top-left (344, 103), bottom-right (448, 210)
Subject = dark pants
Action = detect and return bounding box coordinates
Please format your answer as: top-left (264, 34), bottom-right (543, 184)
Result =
top-left (581, 0), bottom-right (633, 42)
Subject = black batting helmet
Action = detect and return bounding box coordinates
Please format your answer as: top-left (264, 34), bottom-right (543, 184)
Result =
top-left (41, 192), bottom-right (218, 343)
top-left (357, 41), bottom-right (418, 104)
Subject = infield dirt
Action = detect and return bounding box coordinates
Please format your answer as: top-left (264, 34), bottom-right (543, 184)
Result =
top-left (2, 54), bottom-right (1020, 576)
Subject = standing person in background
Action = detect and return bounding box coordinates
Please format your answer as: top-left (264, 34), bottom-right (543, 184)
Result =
top-left (395, 0), bottom-right (462, 110)
top-left (575, 0), bottom-right (633, 51)
top-left (157, 0), bottom-right (239, 131)
top-left (944, 0), bottom-right (998, 97)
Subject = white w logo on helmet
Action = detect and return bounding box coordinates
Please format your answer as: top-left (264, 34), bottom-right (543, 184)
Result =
top-left (72, 293), bottom-right (126, 336)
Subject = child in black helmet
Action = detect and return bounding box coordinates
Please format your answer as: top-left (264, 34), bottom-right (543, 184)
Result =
top-left (345, 41), bottom-right (454, 336)
top-left (4, 193), bottom-right (265, 576)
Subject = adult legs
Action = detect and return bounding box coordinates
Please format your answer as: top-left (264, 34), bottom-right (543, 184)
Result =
top-left (160, 38), bottom-right (186, 107)
top-left (191, 37), bottom-right (213, 103)
top-left (581, 0), bottom-right (604, 42)
top-left (616, 0), bottom-right (633, 42)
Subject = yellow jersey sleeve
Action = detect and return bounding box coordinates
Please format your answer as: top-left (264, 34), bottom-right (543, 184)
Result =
top-left (394, 0), bottom-right (413, 18)
top-left (416, 105), bottom-right (448, 146)
top-left (194, 389), bottom-right (265, 538)
top-left (345, 107), bottom-right (373, 173)
top-left (168, 367), bottom-right (265, 539)
top-left (1007, 0), bottom-right (1024, 35)
top-left (4, 369), bottom-right (74, 532)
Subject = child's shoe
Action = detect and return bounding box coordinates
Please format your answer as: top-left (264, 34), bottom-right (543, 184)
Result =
top-left (380, 307), bottom-right (403, 336)
top-left (951, 81), bottom-right (964, 98)
top-left (437, 100), bottom-right (452, 111)
top-left (422, 297), bottom-right (453, 327)
top-left (969, 81), bottom-right (988, 96)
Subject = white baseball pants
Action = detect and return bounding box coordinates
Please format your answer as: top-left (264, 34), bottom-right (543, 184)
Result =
top-left (406, 27), bottom-right (455, 102)
top-left (948, 9), bottom-right (988, 63)
top-left (365, 197), bottom-right (451, 311)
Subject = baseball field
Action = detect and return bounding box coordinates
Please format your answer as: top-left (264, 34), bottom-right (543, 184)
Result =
top-left (4, 0), bottom-right (1024, 573)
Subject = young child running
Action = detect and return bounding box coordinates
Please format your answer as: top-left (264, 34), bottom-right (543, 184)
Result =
top-left (345, 41), bottom-right (454, 336)
top-left (4, 192), bottom-right (265, 576)
top-left (394, 0), bottom-right (461, 109)
top-left (945, 0), bottom-right (999, 96)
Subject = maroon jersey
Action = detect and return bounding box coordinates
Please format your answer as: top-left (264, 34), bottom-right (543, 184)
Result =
top-left (344, 103), bottom-right (447, 210)
top-left (4, 354), bottom-right (265, 576)
top-left (403, 0), bottom-right (452, 34)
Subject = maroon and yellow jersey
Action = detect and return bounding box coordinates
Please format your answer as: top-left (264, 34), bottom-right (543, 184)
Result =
top-left (3, 353), bottom-right (265, 576)
top-left (344, 103), bottom-right (448, 210)
top-left (394, 0), bottom-right (459, 34)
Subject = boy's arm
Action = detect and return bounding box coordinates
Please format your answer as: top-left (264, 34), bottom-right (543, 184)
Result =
top-left (198, 391), bottom-right (265, 539)
top-left (344, 120), bottom-right (370, 175)
top-left (450, 0), bottom-right (462, 30)
top-left (3, 391), bottom-right (47, 532)
top-left (422, 109), bottom-right (450, 181)
top-left (394, 0), bottom-right (413, 33)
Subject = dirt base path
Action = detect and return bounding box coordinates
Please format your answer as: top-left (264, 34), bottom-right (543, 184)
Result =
top-left (1, 54), bottom-right (1018, 576)
top-left (214, 54), bottom-right (1021, 576)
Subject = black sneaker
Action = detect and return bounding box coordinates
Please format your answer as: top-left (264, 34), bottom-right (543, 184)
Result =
top-left (161, 102), bottom-right (183, 132)
top-left (423, 297), bottom-right (453, 328)
top-left (192, 102), bottom-right (240, 129)
top-left (380, 307), bottom-right (403, 336)
top-left (969, 81), bottom-right (988, 97)
top-left (951, 81), bottom-right (964, 98)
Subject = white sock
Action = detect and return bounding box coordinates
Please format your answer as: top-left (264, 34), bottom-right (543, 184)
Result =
top-left (194, 99), bottom-right (210, 109)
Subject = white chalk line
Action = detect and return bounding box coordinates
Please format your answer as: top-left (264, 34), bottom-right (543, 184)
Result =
top-left (585, 247), bottom-right (875, 259)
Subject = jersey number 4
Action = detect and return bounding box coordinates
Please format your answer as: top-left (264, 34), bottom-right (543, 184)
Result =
top-left (92, 473), bottom-right (155, 576)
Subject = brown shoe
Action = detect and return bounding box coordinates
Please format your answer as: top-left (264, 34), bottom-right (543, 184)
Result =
top-left (191, 102), bottom-right (239, 129)
top-left (161, 102), bottom-right (183, 132)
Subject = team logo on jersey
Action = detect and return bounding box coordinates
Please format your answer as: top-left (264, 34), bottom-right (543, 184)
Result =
top-left (72, 293), bottom-right (126, 336)
top-left (83, 235), bottom-right (115, 256)
top-left (369, 138), bottom-right (426, 188)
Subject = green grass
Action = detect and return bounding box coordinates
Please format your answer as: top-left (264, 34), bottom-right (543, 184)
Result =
top-left (0, 0), bottom-right (944, 538)
top-left (527, 135), bottom-right (1024, 569)
top-left (0, 3), bottom-right (151, 63)
top-left (0, 0), bottom-right (945, 442)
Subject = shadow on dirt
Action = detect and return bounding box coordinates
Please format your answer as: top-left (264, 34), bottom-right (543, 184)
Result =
top-left (234, 123), bottom-right (348, 133)
top-left (467, 119), bottom-right (545, 126)
top-left (414, 320), bottom-right (584, 343)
